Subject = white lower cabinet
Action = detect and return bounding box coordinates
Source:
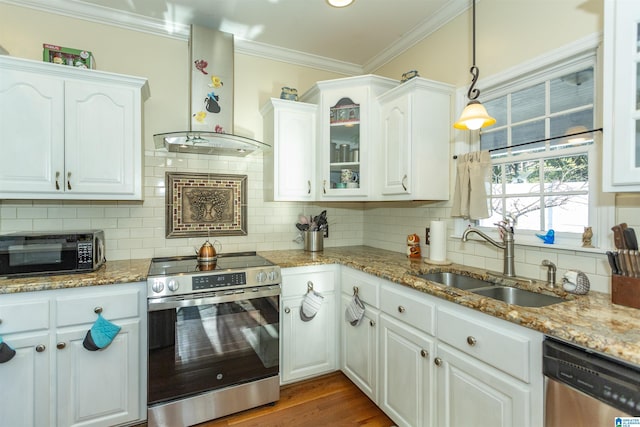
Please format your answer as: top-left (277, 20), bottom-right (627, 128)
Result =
top-left (340, 267), bottom-right (381, 402)
top-left (280, 265), bottom-right (339, 384)
top-left (281, 266), bottom-right (544, 427)
top-left (435, 302), bottom-right (543, 427)
top-left (378, 281), bottom-right (437, 427)
top-left (379, 314), bottom-right (436, 427)
top-left (0, 282), bottom-right (146, 427)
top-left (435, 343), bottom-right (530, 427)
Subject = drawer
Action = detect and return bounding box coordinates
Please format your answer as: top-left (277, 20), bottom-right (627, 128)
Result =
top-left (341, 267), bottom-right (380, 308)
top-left (0, 299), bottom-right (49, 334)
top-left (56, 287), bottom-right (141, 327)
top-left (380, 282), bottom-right (435, 335)
top-left (437, 306), bottom-right (530, 382)
top-left (282, 266), bottom-right (336, 298)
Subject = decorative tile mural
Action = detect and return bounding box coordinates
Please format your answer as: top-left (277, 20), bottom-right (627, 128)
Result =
top-left (166, 172), bottom-right (247, 238)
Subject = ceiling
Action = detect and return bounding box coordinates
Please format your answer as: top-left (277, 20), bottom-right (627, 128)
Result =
top-left (9, 0), bottom-right (470, 74)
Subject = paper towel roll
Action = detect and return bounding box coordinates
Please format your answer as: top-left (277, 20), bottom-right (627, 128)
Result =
top-left (429, 220), bottom-right (447, 262)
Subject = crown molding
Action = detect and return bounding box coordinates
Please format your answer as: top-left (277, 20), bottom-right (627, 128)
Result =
top-left (363, 0), bottom-right (469, 73)
top-left (1, 0), bottom-right (462, 76)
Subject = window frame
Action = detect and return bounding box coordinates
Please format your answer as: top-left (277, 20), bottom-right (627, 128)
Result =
top-left (452, 34), bottom-right (614, 252)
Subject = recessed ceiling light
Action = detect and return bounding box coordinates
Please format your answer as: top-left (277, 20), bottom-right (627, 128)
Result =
top-left (326, 0), bottom-right (355, 8)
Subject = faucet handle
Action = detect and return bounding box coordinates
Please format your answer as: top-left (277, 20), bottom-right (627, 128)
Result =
top-left (542, 260), bottom-right (557, 288)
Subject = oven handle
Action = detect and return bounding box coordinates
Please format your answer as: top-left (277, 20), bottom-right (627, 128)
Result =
top-left (147, 285), bottom-right (280, 312)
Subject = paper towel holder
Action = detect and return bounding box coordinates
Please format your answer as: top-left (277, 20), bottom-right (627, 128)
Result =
top-left (424, 220), bottom-right (452, 265)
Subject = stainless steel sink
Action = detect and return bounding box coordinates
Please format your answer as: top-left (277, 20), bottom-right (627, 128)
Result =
top-left (418, 272), bottom-right (495, 291)
top-left (472, 286), bottom-right (564, 307)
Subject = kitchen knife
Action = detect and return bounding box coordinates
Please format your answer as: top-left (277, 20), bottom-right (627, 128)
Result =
top-left (624, 249), bottom-right (636, 277)
top-left (616, 250), bottom-right (627, 276)
top-left (624, 228), bottom-right (639, 250)
top-left (632, 250), bottom-right (640, 278)
top-left (606, 251), bottom-right (619, 275)
top-left (612, 225), bottom-right (627, 249)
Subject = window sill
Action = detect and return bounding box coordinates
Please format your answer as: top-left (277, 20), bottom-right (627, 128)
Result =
top-left (451, 233), bottom-right (607, 255)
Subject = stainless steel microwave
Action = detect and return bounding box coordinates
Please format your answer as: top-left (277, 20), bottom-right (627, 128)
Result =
top-left (0, 230), bottom-right (105, 276)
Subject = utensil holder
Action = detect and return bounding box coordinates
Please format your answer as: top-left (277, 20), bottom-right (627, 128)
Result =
top-left (611, 275), bottom-right (640, 309)
top-left (303, 231), bottom-right (324, 252)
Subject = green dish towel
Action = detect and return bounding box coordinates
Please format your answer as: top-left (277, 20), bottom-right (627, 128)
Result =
top-left (82, 314), bottom-right (121, 351)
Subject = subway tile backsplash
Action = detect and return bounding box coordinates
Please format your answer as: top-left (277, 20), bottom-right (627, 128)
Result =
top-left (0, 150), bottom-right (628, 294)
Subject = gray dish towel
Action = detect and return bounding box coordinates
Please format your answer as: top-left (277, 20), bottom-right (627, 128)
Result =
top-left (300, 290), bottom-right (324, 322)
top-left (345, 294), bottom-right (365, 326)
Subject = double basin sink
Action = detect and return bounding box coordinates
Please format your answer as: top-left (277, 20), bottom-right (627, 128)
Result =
top-left (417, 271), bottom-right (564, 307)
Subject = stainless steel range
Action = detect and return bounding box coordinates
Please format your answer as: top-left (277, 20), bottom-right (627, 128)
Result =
top-left (146, 252), bottom-right (281, 427)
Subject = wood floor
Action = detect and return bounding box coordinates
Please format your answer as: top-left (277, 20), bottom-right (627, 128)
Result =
top-left (196, 372), bottom-right (395, 427)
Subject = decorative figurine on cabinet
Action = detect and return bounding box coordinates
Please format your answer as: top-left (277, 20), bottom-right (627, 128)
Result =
top-left (407, 233), bottom-right (421, 259)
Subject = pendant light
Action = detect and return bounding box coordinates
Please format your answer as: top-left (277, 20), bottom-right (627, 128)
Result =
top-left (454, 0), bottom-right (496, 131)
top-left (326, 0), bottom-right (355, 7)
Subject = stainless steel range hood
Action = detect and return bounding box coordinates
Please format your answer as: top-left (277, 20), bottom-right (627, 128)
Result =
top-left (153, 25), bottom-right (269, 157)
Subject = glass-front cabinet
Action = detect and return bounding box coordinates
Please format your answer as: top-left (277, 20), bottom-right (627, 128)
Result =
top-left (302, 75), bottom-right (397, 200)
top-left (603, 0), bottom-right (640, 191)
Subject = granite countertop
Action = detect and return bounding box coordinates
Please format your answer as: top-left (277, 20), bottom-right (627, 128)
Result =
top-left (1, 246), bottom-right (639, 367)
top-left (0, 258), bottom-right (150, 294)
top-left (258, 246), bottom-right (640, 366)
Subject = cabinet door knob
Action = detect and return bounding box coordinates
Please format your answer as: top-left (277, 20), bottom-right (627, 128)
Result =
top-left (434, 357), bottom-right (443, 367)
top-left (56, 342), bottom-right (66, 350)
top-left (55, 171), bottom-right (61, 190)
top-left (467, 336), bottom-right (477, 346)
top-left (284, 307), bottom-right (291, 314)
top-left (67, 172), bottom-right (72, 190)
top-left (94, 306), bottom-right (103, 314)
top-left (420, 349), bottom-right (429, 358)
top-left (369, 320), bottom-right (375, 327)
top-left (397, 305), bottom-right (405, 313)
top-left (402, 174), bottom-right (408, 191)
top-left (35, 344), bottom-right (46, 353)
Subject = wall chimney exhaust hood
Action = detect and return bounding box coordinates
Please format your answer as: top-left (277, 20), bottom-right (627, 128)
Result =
top-left (153, 25), bottom-right (270, 157)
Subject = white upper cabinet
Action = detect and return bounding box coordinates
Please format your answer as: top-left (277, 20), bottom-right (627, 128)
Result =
top-left (0, 56), bottom-right (149, 200)
top-left (261, 98), bottom-right (317, 201)
top-left (377, 77), bottom-right (453, 200)
top-left (301, 75), bottom-right (398, 201)
top-left (603, 0), bottom-right (640, 191)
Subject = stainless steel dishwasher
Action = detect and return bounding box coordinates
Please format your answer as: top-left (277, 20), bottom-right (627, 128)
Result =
top-left (543, 337), bottom-right (640, 426)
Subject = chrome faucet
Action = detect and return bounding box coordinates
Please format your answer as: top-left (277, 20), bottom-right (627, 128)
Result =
top-left (462, 220), bottom-right (516, 277)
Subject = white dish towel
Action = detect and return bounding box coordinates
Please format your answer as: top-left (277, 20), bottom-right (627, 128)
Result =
top-left (345, 294), bottom-right (366, 326)
top-left (300, 289), bottom-right (324, 322)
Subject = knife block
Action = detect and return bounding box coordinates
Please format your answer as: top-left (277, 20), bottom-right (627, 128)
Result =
top-left (611, 275), bottom-right (640, 309)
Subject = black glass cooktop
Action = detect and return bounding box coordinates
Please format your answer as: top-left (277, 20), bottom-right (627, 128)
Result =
top-left (148, 252), bottom-right (274, 277)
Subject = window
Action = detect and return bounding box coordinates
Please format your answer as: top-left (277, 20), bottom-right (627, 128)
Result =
top-left (462, 44), bottom-right (613, 249)
top-left (480, 66), bottom-right (594, 236)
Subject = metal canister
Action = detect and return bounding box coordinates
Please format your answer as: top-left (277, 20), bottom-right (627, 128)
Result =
top-left (339, 144), bottom-right (350, 163)
top-left (351, 149), bottom-right (359, 162)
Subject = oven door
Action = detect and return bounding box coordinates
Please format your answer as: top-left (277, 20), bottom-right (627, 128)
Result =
top-left (147, 286), bottom-right (280, 406)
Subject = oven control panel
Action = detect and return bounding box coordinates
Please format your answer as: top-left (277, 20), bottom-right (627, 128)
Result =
top-left (147, 266), bottom-right (281, 297)
top-left (193, 272), bottom-right (246, 290)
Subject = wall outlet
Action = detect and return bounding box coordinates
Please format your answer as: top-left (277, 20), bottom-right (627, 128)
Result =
top-left (425, 227), bottom-right (430, 245)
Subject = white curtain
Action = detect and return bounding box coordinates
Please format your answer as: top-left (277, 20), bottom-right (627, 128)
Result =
top-left (451, 150), bottom-right (492, 220)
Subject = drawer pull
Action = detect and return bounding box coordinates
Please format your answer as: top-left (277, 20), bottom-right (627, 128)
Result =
top-left (56, 342), bottom-right (66, 350)
top-left (420, 349), bottom-right (428, 358)
top-left (35, 344), bottom-right (46, 353)
top-left (94, 307), bottom-right (103, 314)
top-left (284, 307), bottom-right (291, 314)
top-left (467, 336), bottom-right (477, 346)
top-left (434, 357), bottom-right (443, 367)
top-left (398, 306), bottom-right (406, 313)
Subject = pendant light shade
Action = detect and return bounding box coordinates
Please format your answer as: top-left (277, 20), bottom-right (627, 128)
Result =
top-left (454, 100), bottom-right (496, 130)
top-left (454, 0), bottom-right (495, 131)
top-left (326, 0), bottom-right (355, 7)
